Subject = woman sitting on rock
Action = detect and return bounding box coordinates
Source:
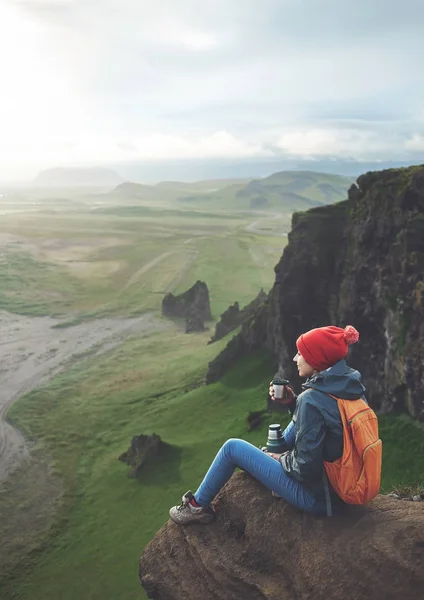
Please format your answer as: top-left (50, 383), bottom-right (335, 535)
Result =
top-left (170, 325), bottom-right (365, 524)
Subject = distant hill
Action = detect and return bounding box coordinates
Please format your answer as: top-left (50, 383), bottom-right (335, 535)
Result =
top-left (239, 170), bottom-right (354, 208)
top-left (112, 181), bottom-right (155, 198)
top-left (109, 178), bottom-right (249, 205)
top-left (107, 171), bottom-right (354, 211)
top-left (177, 171), bottom-right (355, 211)
top-left (33, 167), bottom-right (123, 187)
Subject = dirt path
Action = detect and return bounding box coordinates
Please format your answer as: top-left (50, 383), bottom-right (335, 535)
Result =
top-left (0, 310), bottom-right (169, 486)
top-left (122, 251), bottom-right (176, 290)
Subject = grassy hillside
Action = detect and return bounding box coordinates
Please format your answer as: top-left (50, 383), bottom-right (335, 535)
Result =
top-left (0, 196), bottom-right (288, 318)
top-left (206, 171), bottom-right (354, 211)
top-left (4, 336), bottom-right (424, 600)
top-left (108, 178), bottom-right (250, 206)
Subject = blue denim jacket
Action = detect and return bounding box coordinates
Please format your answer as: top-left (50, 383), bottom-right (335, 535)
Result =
top-left (281, 359), bottom-right (366, 488)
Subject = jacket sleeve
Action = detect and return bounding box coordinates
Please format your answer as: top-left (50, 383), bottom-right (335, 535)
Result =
top-left (280, 392), bottom-right (326, 483)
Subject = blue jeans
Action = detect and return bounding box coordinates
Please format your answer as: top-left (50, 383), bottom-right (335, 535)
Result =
top-left (194, 422), bottom-right (325, 515)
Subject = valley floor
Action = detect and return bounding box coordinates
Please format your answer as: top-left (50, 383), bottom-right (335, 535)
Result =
top-left (0, 310), bottom-right (170, 485)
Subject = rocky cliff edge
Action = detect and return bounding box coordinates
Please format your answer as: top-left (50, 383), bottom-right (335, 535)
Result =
top-left (139, 472), bottom-right (424, 600)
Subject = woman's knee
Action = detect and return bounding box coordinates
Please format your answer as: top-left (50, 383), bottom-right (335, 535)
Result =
top-left (221, 437), bottom-right (255, 461)
top-left (221, 438), bottom-right (242, 458)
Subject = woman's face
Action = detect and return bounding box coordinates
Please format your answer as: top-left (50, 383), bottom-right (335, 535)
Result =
top-left (293, 352), bottom-right (316, 378)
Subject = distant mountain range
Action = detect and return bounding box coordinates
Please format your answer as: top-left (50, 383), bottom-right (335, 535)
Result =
top-left (29, 157), bottom-right (424, 189)
top-left (30, 157), bottom-right (423, 189)
top-left (111, 170), bottom-right (354, 211)
top-left (106, 157), bottom-right (421, 182)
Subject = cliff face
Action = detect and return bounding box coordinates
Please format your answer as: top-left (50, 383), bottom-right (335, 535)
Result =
top-left (208, 289), bottom-right (268, 344)
top-left (139, 472), bottom-right (424, 600)
top-left (207, 166), bottom-right (424, 420)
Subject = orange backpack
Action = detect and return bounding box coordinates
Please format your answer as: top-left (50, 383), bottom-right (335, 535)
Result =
top-left (324, 395), bottom-right (382, 505)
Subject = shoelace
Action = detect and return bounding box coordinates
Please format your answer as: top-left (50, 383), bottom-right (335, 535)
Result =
top-left (176, 499), bottom-right (189, 512)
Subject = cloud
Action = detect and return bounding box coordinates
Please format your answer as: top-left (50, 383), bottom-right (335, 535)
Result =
top-left (405, 134), bottom-right (424, 151)
top-left (275, 128), bottom-right (393, 159)
top-left (1, 0), bottom-right (424, 178)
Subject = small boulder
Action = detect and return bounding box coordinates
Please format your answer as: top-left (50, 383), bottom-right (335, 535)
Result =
top-left (118, 434), bottom-right (162, 478)
top-left (247, 410), bottom-right (267, 431)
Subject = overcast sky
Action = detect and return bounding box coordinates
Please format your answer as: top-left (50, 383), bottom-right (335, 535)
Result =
top-left (1, 0), bottom-right (424, 179)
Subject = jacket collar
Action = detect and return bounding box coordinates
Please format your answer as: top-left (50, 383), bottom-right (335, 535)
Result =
top-left (308, 359), bottom-right (348, 383)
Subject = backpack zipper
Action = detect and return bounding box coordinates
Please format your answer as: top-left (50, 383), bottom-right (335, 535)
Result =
top-left (348, 407), bottom-right (372, 426)
top-left (358, 439), bottom-right (382, 481)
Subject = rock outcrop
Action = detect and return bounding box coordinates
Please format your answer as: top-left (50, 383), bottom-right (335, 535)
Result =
top-left (184, 313), bottom-right (206, 333)
top-left (207, 165), bottom-right (424, 421)
top-left (162, 280), bottom-right (212, 322)
top-left (118, 434), bottom-right (162, 477)
top-left (139, 472), bottom-right (424, 600)
top-left (209, 289), bottom-right (268, 343)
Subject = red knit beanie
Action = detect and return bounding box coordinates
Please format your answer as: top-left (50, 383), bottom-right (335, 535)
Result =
top-left (296, 325), bottom-right (359, 372)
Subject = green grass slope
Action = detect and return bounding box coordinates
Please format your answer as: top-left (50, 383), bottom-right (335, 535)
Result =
top-left (0, 204), bottom-right (287, 318)
top-left (4, 329), bottom-right (424, 600)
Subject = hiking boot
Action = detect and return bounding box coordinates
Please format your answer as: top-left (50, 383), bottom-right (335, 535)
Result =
top-left (169, 491), bottom-right (215, 525)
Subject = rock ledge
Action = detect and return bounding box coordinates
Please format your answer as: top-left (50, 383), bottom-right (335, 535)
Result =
top-left (140, 472), bottom-right (424, 600)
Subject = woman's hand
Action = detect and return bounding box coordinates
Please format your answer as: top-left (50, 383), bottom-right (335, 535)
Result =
top-left (267, 452), bottom-right (282, 461)
top-left (269, 381), bottom-right (296, 405)
top-left (267, 451), bottom-right (289, 461)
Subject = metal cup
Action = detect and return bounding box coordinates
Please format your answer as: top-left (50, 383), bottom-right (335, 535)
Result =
top-left (272, 377), bottom-right (289, 400)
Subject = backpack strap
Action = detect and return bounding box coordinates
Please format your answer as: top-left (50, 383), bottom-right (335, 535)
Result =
top-left (321, 392), bottom-right (339, 517)
top-left (321, 469), bottom-right (332, 517)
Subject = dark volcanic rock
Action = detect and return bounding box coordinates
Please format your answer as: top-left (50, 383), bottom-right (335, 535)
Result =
top-left (209, 289), bottom-right (268, 344)
top-left (184, 313), bottom-right (206, 333)
top-left (139, 472), bottom-right (424, 600)
top-left (206, 300), bottom-right (269, 383)
top-left (207, 165), bottom-right (424, 421)
top-left (118, 434), bottom-right (162, 477)
top-left (247, 409), bottom-right (268, 431)
top-left (209, 301), bottom-right (241, 341)
top-left (162, 280), bottom-right (212, 321)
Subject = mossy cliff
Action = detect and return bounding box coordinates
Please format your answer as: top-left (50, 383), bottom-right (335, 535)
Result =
top-left (207, 165), bottom-right (424, 421)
